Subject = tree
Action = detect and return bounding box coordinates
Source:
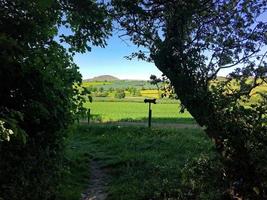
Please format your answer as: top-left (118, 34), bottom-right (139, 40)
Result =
top-left (99, 86), bottom-right (105, 92)
top-left (150, 75), bottom-right (177, 99)
top-left (111, 0), bottom-right (267, 199)
top-left (108, 87), bottom-right (115, 93)
top-left (0, 0), bottom-right (111, 199)
top-left (114, 89), bottom-right (126, 99)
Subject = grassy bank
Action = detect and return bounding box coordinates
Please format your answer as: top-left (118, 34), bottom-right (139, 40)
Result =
top-left (58, 125), bottom-right (214, 199)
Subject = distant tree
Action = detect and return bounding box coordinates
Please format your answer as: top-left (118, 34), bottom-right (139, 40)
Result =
top-left (0, 0), bottom-right (111, 199)
top-left (108, 87), bottom-right (114, 93)
top-left (112, 0), bottom-right (267, 198)
top-left (128, 87), bottom-right (141, 97)
top-left (134, 89), bottom-right (142, 97)
top-left (150, 75), bottom-right (162, 98)
top-left (127, 87), bottom-right (134, 96)
top-left (91, 87), bottom-right (98, 92)
top-left (99, 86), bottom-right (104, 93)
top-left (114, 89), bottom-right (126, 99)
top-left (95, 91), bottom-right (109, 97)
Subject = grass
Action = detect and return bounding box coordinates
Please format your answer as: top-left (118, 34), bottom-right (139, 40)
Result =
top-left (82, 81), bottom-right (112, 87)
top-left (91, 97), bottom-right (180, 104)
top-left (84, 101), bottom-right (195, 124)
top-left (58, 125), bottom-right (214, 200)
top-left (56, 128), bottom-right (92, 200)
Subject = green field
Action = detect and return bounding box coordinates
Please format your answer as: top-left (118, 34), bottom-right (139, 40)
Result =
top-left (82, 80), bottom-right (158, 90)
top-left (84, 101), bottom-right (195, 124)
top-left (82, 81), bottom-right (112, 87)
top-left (58, 125), bottom-right (214, 200)
top-left (82, 80), bottom-right (267, 108)
top-left (90, 97), bottom-right (180, 103)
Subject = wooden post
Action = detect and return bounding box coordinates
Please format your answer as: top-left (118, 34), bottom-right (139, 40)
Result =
top-left (144, 98), bottom-right (156, 128)
top-left (148, 105), bottom-right (152, 128)
top-left (87, 109), bottom-right (91, 124)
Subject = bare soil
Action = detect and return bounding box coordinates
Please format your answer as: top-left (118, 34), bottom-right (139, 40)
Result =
top-left (82, 121), bottom-right (201, 129)
top-left (81, 161), bottom-right (109, 200)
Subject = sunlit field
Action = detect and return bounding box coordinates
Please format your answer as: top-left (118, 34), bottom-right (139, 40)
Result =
top-left (84, 101), bottom-right (195, 124)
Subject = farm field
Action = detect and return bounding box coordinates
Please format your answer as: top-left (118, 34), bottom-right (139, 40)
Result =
top-left (82, 80), bottom-right (158, 90)
top-left (91, 96), bottom-right (179, 103)
top-left (82, 79), bottom-right (267, 104)
top-left (58, 125), bottom-right (214, 200)
top-left (84, 101), bottom-right (195, 124)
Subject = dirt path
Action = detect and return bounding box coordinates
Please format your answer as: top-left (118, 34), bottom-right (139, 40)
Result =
top-left (109, 121), bottom-right (200, 129)
top-left (82, 121), bottom-right (201, 129)
top-left (81, 161), bottom-right (108, 200)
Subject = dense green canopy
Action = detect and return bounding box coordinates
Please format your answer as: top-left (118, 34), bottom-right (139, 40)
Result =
top-left (0, 1), bottom-right (111, 199)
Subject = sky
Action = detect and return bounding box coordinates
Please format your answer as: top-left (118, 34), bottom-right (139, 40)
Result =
top-left (74, 34), bottom-right (162, 80)
top-left (71, 11), bottom-right (267, 81)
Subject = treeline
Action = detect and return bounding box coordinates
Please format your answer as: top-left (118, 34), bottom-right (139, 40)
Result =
top-left (83, 80), bottom-right (159, 90)
top-left (88, 87), bottom-right (141, 98)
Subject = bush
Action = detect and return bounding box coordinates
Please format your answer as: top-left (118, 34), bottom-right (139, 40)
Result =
top-left (0, 1), bottom-right (111, 199)
top-left (181, 154), bottom-right (228, 200)
top-left (114, 89), bottom-right (126, 99)
top-left (94, 92), bottom-right (109, 97)
top-left (0, 41), bottom-right (84, 199)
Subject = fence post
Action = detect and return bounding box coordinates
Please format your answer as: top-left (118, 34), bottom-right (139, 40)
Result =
top-left (148, 106), bottom-right (152, 128)
top-left (87, 108), bottom-right (91, 124)
top-left (144, 98), bottom-right (156, 128)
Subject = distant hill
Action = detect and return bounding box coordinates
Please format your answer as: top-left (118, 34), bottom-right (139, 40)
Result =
top-left (84, 75), bottom-right (120, 82)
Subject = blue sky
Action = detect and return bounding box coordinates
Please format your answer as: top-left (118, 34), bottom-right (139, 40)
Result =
top-left (72, 12), bottom-right (267, 80)
top-left (74, 33), bottom-right (162, 80)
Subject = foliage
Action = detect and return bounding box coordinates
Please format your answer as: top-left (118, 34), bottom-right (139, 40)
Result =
top-left (94, 91), bottom-right (109, 97)
top-left (0, 109), bottom-right (26, 143)
top-left (111, 0), bottom-right (267, 198)
top-left (150, 75), bottom-right (177, 99)
top-left (0, 0), bottom-right (111, 199)
top-left (127, 87), bottom-right (141, 96)
top-left (0, 120), bottom-right (14, 142)
top-left (114, 89), bottom-right (126, 99)
top-left (181, 154), bottom-right (228, 200)
top-left (59, 125), bottom-right (213, 200)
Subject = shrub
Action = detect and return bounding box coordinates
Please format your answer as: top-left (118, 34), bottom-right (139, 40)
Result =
top-left (181, 154), bottom-right (228, 200)
top-left (114, 89), bottom-right (126, 99)
top-left (0, 1), bottom-right (111, 199)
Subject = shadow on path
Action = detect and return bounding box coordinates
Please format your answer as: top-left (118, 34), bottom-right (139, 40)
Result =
top-left (81, 161), bottom-right (109, 200)
top-left (81, 120), bottom-right (201, 129)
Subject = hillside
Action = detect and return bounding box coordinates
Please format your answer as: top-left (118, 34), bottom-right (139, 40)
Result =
top-left (84, 75), bottom-right (119, 82)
